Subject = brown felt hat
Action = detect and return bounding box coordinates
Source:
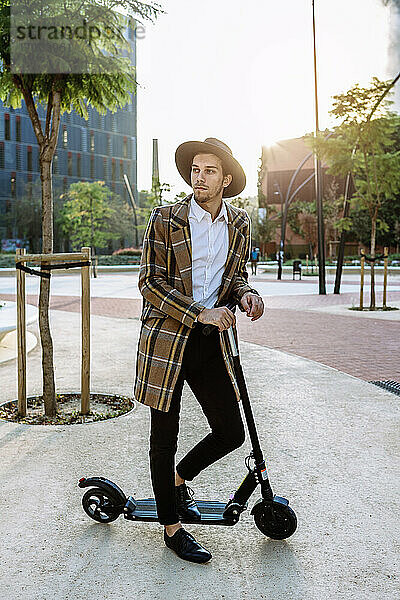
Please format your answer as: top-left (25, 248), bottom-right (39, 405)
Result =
top-left (175, 137), bottom-right (246, 198)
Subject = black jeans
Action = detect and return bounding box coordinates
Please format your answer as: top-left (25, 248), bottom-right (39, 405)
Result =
top-left (149, 323), bottom-right (245, 525)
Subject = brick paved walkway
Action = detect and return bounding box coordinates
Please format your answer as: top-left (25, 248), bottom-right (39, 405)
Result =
top-left (2, 286), bottom-right (399, 382)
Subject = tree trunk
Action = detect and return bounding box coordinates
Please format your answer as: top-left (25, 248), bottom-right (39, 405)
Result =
top-left (370, 215), bottom-right (377, 309)
top-left (13, 81), bottom-right (61, 416)
top-left (39, 158), bottom-right (57, 416)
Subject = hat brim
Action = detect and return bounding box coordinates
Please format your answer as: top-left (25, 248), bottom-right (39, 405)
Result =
top-left (175, 141), bottom-right (246, 198)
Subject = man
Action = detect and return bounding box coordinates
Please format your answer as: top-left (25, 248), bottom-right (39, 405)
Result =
top-left (134, 137), bottom-right (264, 563)
top-left (250, 247), bottom-right (260, 275)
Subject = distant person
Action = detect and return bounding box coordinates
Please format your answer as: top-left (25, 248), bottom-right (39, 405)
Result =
top-left (250, 247), bottom-right (260, 275)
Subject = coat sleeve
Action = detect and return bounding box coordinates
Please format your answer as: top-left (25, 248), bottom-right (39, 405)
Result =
top-left (229, 212), bottom-right (261, 309)
top-left (138, 208), bottom-right (205, 328)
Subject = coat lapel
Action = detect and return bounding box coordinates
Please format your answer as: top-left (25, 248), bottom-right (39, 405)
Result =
top-left (217, 204), bottom-right (245, 304)
top-left (170, 195), bottom-right (245, 303)
top-left (170, 196), bottom-right (193, 297)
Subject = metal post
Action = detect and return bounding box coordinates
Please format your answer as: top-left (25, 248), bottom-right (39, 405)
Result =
top-left (360, 249), bottom-right (365, 310)
top-left (81, 247), bottom-right (91, 415)
top-left (312, 0), bottom-right (326, 294)
top-left (334, 171), bottom-right (352, 294)
top-left (274, 183), bottom-right (284, 280)
top-left (152, 139), bottom-right (161, 205)
top-left (123, 173), bottom-right (139, 248)
top-left (383, 247), bottom-right (388, 308)
top-left (16, 248), bottom-right (27, 416)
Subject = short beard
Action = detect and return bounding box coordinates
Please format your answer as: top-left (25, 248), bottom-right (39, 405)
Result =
top-left (194, 180), bottom-right (224, 203)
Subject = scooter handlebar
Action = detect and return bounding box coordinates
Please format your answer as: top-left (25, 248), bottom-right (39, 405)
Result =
top-left (201, 302), bottom-right (236, 337)
top-left (201, 303), bottom-right (239, 357)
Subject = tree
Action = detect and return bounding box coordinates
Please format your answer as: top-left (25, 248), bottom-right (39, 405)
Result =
top-left (4, 177), bottom-right (67, 253)
top-left (255, 208), bottom-right (278, 257)
top-left (105, 193), bottom-right (135, 250)
top-left (307, 77), bottom-right (400, 307)
top-left (287, 180), bottom-right (343, 258)
top-left (58, 181), bottom-right (118, 252)
top-left (0, 0), bottom-right (162, 415)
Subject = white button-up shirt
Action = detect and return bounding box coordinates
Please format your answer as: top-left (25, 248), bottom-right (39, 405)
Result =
top-left (189, 197), bottom-right (229, 309)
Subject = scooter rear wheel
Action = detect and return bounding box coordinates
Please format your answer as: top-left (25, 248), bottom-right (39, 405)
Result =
top-left (82, 487), bottom-right (121, 523)
top-left (253, 502), bottom-right (297, 539)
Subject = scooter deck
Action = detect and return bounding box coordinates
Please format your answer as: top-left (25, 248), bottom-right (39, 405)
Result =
top-left (124, 497), bottom-right (237, 525)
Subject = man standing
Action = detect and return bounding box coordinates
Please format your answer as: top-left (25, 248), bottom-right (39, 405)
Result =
top-left (135, 138), bottom-right (264, 563)
top-left (250, 247), bottom-right (260, 275)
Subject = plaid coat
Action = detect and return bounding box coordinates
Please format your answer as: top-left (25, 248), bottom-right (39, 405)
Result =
top-left (134, 194), bottom-right (259, 412)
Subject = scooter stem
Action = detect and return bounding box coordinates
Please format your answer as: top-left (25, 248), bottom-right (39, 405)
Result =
top-left (225, 326), bottom-right (274, 501)
top-left (227, 327), bottom-right (238, 357)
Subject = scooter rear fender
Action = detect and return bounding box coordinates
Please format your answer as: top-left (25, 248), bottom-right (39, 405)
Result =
top-left (78, 477), bottom-right (127, 504)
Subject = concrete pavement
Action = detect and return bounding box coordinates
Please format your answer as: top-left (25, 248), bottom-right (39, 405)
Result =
top-left (2, 269), bottom-right (399, 380)
top-left (0, 308), bottom-right (399, 599)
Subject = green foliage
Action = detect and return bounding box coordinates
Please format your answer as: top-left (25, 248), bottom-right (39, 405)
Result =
top-left (287, 180), bottom-right (344, 250)
top-left (0, 1), bottom-right (162, 117)
top-left (257, 153), bottom-right (267, 206)
top-left (98, 253), bottom-right (140, 264)
top-left (105, 192), bottom-right (135, 245)
top-left (305, 77), bottom-right (400, 256)
top-left (3, 176), bottom-right (66, 252)
top-left (58, 181), bottom-right (117, 250)
top-left (255, 206), bottom-right (278, 246)
top-left (229, 196), bottom-right (255, 211)
top-left (174, 191), bottom-right (189, 202)
top-left (0, 0), bottom-right (162, 415)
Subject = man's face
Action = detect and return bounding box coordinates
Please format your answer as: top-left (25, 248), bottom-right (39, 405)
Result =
top-left (191, 153), bottom-right (231, 203)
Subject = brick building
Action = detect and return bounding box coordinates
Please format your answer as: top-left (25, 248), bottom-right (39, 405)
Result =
top-left (260, 135), bottom-right (358, 259)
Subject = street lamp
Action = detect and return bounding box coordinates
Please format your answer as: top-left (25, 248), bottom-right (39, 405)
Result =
top-left (123, 173), bottom-right (139, 248)
top-left (273, 182), bottom-right (284, 280)
top-left (312, 0), bottom-right (326, 294)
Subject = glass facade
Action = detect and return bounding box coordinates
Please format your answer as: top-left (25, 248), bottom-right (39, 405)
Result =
top-left (0, 26), bottom-right (138, 242)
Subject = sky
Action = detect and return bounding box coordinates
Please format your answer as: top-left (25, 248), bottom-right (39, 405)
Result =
top-left (135, 0), bottom-right (394, 201)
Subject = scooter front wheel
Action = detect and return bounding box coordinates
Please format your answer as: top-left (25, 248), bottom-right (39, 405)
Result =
top-left (82, 487), bottom-right (121, 523)
top-left (253, 501), bottom-right (297, 539)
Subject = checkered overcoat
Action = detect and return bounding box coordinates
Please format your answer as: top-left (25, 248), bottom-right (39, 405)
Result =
top-left (134, 194), bottom-right (259, 412)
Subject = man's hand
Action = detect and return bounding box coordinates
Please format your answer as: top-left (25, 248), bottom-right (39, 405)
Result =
top-left (240, 292), bottom-right (264, 321)
top-left (197, 307), bottom-right (236, 332)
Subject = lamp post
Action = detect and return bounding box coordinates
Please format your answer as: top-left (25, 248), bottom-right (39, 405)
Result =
top-left (274, 182), bottom-right (284, 280)
top-left (123, 174), bottom-right (139, 248)
top-left (312, 0), bottom-right (326, 294)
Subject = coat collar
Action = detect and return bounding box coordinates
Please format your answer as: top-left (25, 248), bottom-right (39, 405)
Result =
top-left (189, 195), bottom-right (228, 224)
top-left (170, 194), bottom-right (246, 301)
top-left (170, 194), bottom-right (246, 231)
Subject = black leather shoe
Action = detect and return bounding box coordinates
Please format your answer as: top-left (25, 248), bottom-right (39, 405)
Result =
top-left (175, 483), bottom-right (201, 521)
top-left (164, 527), bottom-right (212, 563)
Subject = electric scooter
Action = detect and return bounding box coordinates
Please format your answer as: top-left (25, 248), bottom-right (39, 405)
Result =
top-left (78, 312), bottom-right (297, 540)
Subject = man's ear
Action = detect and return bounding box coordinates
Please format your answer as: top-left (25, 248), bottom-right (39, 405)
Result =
top-left (223, 174), bottom-right (233, 188)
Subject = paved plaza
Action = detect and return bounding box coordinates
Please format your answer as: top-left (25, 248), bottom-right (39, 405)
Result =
top-left (1, 269), bottom-right (399, 381)
top-left (0, 269), bottom-right (399, 599)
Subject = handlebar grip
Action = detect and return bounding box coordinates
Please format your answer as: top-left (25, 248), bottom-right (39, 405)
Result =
top-left (202, 323), bottom-right (218, 337)
top-left (201, 302), bottom-right (236, 337)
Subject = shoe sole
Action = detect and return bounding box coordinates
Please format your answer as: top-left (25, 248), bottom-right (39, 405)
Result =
top-left (165, 545), bottom-right (212, 564)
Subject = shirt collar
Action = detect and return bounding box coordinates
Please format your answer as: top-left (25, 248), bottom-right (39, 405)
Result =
top-left (189, 197), bottom-right (228, 224)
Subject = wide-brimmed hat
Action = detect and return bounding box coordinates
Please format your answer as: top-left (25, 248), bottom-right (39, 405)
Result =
top-left (175, 137), bottom-right (246, 198)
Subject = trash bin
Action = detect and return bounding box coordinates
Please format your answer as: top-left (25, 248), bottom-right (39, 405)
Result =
top-left (293, 260), bottom-right (302, 280)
